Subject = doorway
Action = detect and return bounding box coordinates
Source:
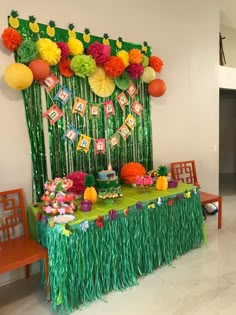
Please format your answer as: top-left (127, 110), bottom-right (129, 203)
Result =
top-left (219, 88), bottom-right (236, 195)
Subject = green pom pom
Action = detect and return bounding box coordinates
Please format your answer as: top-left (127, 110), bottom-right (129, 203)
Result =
top-left (17, 40), bottom-right (39, 64)
top-left (142, 54), bottom-right (149, 67)
top-left (85, 174), bottom-right (95, 187)
top-left (70, 54), bottom-right (96, 78)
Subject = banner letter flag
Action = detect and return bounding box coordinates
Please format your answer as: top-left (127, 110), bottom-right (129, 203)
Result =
top-left (103, 100), bottom-right (115, 118)
top-left (54, 86), bottom-right (72, 106)
top-left (116, 92), bottom-right (129, 111)
top-left (95, 138), bottom-right (106, 154)
top-left (109, 134), bottom-right (119, 148)
top-left (90, 105), bottom-right (99, 119)
top-left (39, 73), bottom-right (59, 92)
top-left (63, 125), bottom-right (80, 144)
top-left (118, 124), bottom-right (131, 141)
top-left (72, 97), bottom-right (87, 117)
top-left (126, 82), bottom-right (137, 98)
top-left (125, 113), bottom-right (136, 130)
top-left (131, 101), bottom-right (144, 116)
top-left (77, 134), bottom-right (91, 153)
top-left (42, 104), bottom-right (63, 125)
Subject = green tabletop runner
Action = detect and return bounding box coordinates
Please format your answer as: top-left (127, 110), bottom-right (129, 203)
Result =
top-left (28, 183), bottom-right (204, 313)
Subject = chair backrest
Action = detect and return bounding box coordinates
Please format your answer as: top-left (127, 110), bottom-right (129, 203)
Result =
top-left (0, 188), bottom-right (28, 242)
top-left (171, 160), bottom-right (198, 185)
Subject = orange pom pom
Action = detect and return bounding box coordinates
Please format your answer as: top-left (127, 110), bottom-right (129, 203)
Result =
top-left (104, 56), bottom-right (125, 78)
top-left (149, 56), bottom-right (164, 73)
top-left (128, 49), bottom-right (142, 64)
top-left (120, 162), bottom-right (146, 184)
top-left (1, 27), bottom-right (23, 51)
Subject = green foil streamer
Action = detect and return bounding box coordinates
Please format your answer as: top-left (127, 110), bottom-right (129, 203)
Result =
top-left (15, 18), bottom-right (153, 200)
top-left (36, 188), bottom-right (203, 313)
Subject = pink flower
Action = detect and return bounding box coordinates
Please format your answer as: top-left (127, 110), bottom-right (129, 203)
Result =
top-left (87, 41), bottom-right (111, 65)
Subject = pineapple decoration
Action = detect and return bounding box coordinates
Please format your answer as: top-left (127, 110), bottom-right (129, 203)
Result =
top-left (142, 41), bottom-right (148, 54)
top-left (46, 20), bottom-right (56, 37)
top-left (9, 10), bottom-right (19, 29)
top-left (68, 23), bottom-right (76, 38)
top-left (83, 174), bottom-right (97, 204)
top-left (103, 33), bottom-right (110, 45)
top-left (116, 37), bottom-right (123, 50)
top-left (29, 15), bottom-right (39, 33)
top-left (83, 28), bottom-right (91, 43)
top-left (156, 165), bottom-right (169, 191)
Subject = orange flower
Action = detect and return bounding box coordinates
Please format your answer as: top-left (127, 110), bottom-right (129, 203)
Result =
top-left (104, 56), bottom-right (125, 78)
top-left (58, 59), bottom-right (74, 77)
top-left (1, 27), bottom-right (23, 51)
top-left (128, 48), bottom-right (142, 64)
top-left (149, 56), bottom-right (164, 73)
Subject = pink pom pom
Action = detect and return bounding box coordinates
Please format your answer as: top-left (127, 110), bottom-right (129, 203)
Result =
top-left (57, 42), bottom-right (70, 60)
top-left (127, 63), bottom-right (144, 79)
top-left (66, 171), bottom-right (87, 196)
top-left (87, 41), bottom-right (111, 65)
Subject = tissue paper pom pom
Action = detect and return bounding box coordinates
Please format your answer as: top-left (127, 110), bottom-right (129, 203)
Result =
top-left (58, 59), bottom-right (74, 77)
top-left (141, 54), bottom-right (149, 67)
top-left (57, 41), bottom-right (70, 60)
top-left (1, 27), bottom-right (22, 51)
top-left (28, 59), bottom-right (50, 80)
top-left (127, 63), bottom-right (144, 79)
top-left (17, 40), bottom-right (38, 63)
top-left (4, 63), bottom-right (33, 90)
top-left (37, 38), bottom-right (61, 66)
top-left (66, 171), bottom-right (88, 196)
top-left (116, 50), bottom-right (129, 68)
top-left (128, 48), bottom-right (142, 64)
top-left (120, 162), bottom-right (146, 184)
top-left (104, 56), bottom-right (125, 78)
top-left (140, 66), bottom-right (156, 83)
top-left (70, 54), bottom-right (96, 78)
top-left (68, 37), bottom-right (84, 55)
top-left (149, 56), bottom-right (164, 73)
top-left (87, 41), bottom-right (111, 65)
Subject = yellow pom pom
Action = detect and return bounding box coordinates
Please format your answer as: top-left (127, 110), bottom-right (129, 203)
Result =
top-left (68, 37), bottom-right (84, 55)
top-left (36, 38), bottom-right (61, 66)
top-left (116, 50), bottom-right (129, 68)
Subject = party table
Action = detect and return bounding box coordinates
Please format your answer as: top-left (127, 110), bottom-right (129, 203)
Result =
top-left (28, 183), bottom-right (204, 313)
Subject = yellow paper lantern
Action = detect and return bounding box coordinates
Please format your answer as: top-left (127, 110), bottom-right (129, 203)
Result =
top-left (4, 63), bottom-right (33, 90)
top-left (140, 66), bottom-right (156, 83)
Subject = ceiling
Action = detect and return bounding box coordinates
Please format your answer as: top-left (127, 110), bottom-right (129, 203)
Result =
top-left (220, 0), bottom-right (236, 28)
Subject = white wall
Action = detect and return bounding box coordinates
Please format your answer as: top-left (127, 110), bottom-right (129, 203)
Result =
top-left (0, 0), bottom-right (220, 285)
top-left (220, 24), bottom-right (236, 68)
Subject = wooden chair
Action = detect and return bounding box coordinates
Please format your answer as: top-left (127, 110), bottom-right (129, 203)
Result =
top-left (0, 188), bottom-right (49, 298)
top-left (170, 160), bottom-right (222, 229)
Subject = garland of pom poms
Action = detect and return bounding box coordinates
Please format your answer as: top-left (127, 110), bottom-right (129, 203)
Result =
top-left (1, 11), bottom-right (166, 98)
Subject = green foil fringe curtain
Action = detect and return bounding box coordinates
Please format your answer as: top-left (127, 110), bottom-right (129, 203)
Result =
top-left (14, 18), bottom-right (153, 201)
top-left (38, 189), bottom-right (203, 313)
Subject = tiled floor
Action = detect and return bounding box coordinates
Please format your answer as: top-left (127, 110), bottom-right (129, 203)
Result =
top-left (0, 185), bottom-right (236, 315)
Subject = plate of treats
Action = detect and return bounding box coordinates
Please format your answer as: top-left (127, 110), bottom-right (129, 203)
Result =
top-left (53, 214), bottom-right (75, 224)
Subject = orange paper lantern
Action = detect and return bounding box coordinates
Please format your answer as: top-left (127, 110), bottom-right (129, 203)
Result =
top-left (28, 59), bottom-right (50, 80)
top-left (148, 79), bottom-right (166, 97)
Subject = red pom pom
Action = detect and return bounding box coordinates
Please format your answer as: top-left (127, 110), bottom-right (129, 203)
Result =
top-left (148, 79), bottom-right (166, 97)
top-left (1, 27), bottom-right (23, 52)
top-left (66, 171), bottom-right (88, 196)
top-left (104, 56), bottom-right (125, 78)
top-left (28, 59), bottom-right (50, 80)
top-left (149, 56), bottom-right (164, 73)
top-left (58, 59), bottom-right (74, 77)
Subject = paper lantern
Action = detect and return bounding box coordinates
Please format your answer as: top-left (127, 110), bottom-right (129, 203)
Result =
top-left (140, 66), bottom-right (156, 83)
top-left (148, 79), bottom-right (166, 97)
top-left (28, 59), bottom-right (50, 80)
top-left (4, 63), bottom-right (33, 90)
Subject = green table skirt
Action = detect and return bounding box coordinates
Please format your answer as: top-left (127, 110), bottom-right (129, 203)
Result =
top-left (28, 183), bottom-right (204, 313)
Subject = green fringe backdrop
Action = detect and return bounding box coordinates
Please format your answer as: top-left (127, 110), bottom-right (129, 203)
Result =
top-left (14, 18), bottom-right (153, 201)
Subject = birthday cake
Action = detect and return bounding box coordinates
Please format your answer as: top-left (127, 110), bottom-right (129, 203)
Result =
top-left (96, 165), bottom-right (123, 199)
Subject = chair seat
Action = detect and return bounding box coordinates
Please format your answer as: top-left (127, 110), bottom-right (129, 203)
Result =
top-left (200, 191), bottom-right (221, 204)
top-left (0, 236), bottom-right (48, 274)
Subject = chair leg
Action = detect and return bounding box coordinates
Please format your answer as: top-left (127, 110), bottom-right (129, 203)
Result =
top-left (44, 255), bottom-right (51, 302)
top-left (218, 196), bottom-right (222, 229)
top-left (25, 264), bottom-right (30, 278)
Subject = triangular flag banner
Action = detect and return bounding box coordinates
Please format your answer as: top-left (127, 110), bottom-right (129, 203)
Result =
top-left (118, 124), bottom-right (131, 141)
top-left (131, 101), bottom-right (144, 116)
top-left (94, 138), bottom-right (106, 154)
top-left (126, 82), bottom-right (137, 98)
top-left (103, 100), bottom-right (115, 118)
top-left (54, 86), bottom-right (72, 106)
top-left (90, 105), bottom-right (100, 119)
top-left (42, 104), bottom-right (63, 125)
top-left (72, 97), bottom-right (87, 117)
top-left (77, 134), bottom-right (91, 153)
top-left (39, 73), bottom-right (59, 92)
top-left (116, 92), bottom-right (129, 111)
top-left (125, 113), bottom-right (136, 130)
top-left (63, 125), bottom-right (80, 144)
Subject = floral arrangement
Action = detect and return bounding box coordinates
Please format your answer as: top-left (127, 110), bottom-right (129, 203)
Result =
top-left (1, 11), bottom-right (165, 98)
top-left (135, 175), bottom-right (153, 189)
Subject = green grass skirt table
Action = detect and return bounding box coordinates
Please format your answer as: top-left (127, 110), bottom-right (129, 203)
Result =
top-left (28, 183), bottom-right (204, 313)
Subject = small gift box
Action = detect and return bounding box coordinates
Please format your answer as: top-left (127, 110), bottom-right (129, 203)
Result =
top-left (168, 179), bottom-right (178, 188)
